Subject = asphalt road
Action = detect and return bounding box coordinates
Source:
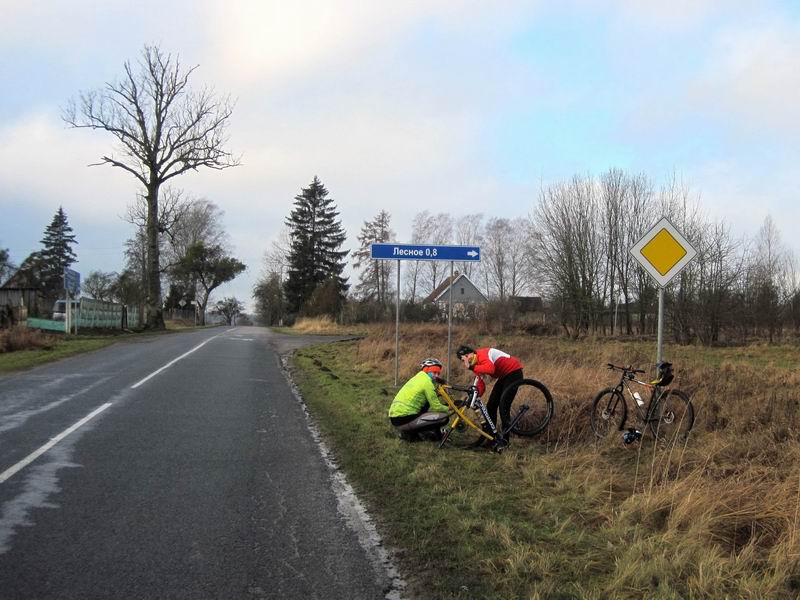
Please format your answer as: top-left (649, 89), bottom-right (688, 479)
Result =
top-left (0, 326), bottom-right (393, 599)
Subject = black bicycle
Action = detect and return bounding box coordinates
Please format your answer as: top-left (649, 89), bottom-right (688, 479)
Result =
top-left (591, 362), bottom-right (694, 443)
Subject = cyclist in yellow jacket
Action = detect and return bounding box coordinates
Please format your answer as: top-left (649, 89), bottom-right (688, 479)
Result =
top-left (388, 358), bottom-right (450, 442)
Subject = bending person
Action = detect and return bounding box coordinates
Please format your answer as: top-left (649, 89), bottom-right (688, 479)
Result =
top-left (388, 358), bottom-right (450, 442)
top-left (456, 345), bottom-right (524, 445)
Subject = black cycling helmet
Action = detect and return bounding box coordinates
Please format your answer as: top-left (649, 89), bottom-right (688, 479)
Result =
top-left (652, 362), bottom-right (674, 386)
top-left (455, 345), bottom-right (475, 359)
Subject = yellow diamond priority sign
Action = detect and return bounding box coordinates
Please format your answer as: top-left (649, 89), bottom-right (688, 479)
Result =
top-left (630, 218), bottom-right (696, 287)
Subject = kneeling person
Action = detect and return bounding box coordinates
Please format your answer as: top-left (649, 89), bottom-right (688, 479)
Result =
top-left (389, 359), bottom-right (450, 442)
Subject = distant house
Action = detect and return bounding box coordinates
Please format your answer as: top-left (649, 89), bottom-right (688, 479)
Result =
top-left (423, 272), bottom-right (487, 318)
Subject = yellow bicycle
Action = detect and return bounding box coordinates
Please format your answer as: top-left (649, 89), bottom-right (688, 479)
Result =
top-left (435, 376), bottom-right (554, 452)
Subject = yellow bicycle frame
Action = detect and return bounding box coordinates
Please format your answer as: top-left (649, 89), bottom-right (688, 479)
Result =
top-left (436, 383), bottom-right (495, 442)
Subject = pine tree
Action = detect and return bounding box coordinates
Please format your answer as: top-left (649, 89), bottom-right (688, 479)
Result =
top-left (284, 177), bottom-right (349, 314)
top-left (39, 207), bottom-right (78, 295)
top-left (352, 210), bottom-right (395, 304)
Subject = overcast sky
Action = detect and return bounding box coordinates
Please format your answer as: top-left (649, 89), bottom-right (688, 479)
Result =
top-left (2, 0), bottom-right (799, 310)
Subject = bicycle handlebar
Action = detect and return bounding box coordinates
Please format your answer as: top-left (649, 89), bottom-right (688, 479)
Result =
top-left (447, 384), bottom-right (473, 393)
top-left (606, 363), bottom-right (645, 374)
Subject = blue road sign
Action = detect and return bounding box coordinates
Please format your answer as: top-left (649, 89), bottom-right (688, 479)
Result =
top-left (64, 268), bottom-right (81, 294)
top-left (371, 243), bottom-right (481, 262)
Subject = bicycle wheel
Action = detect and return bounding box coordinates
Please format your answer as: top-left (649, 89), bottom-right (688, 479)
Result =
top-left (500, 379), bottom-right (555, 437)
top-left (591, 388), bottom-right (627, 438)
top-left (649, 389), bottom-right (694, 442)
top-left (441, 405), bottom-right (488, 448)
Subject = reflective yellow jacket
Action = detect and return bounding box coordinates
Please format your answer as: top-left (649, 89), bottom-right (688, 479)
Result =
top-left (388, 371), bottom-right (449, 417)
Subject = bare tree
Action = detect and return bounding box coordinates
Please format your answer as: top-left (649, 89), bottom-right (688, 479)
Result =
top-left (164, 199), bottom-right (229, 268)
top-left (212, 296), bottom-right (244, 326)
top-left (454, 214), bottom-right (484, 279)
top-left (125, 187), bottom-right (191, 252)
top-left (263, 226), bottom-right (292, 283)
top-left (617, 173), bottom-right (655, 334)
top-left (752, 215), bottom-right (790, 342)
top-left (404, 211), bottom-right (434, 302)
top-left (352, 210), bottom-right (395, 305)
top-left (482, 217), bottom-right (528, 301)
top-left (0, 246), bottom-right (15, 286)
top-left (83, 270), bottom-right (119, 302)
top-left (533, 176), bottom-right (603, 337)
top-left (420, 213), bottom-right (453, 295)
top-left (63, 45), bottom-right (239, 329)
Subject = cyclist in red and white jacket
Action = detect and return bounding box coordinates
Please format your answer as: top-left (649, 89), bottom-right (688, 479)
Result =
top-left (456, 345), bottom-right (524, 444)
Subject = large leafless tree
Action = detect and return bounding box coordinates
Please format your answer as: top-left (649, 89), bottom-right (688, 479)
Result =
top-left (63, 45), bottom-right (239, 329)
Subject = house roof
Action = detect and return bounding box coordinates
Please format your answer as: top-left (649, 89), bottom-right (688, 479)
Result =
top-left (423, 272), bottom-right (487, 304)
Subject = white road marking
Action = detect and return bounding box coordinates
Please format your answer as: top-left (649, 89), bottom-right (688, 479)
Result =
top-left (130, 335), bottom-right (219, 389)
top-left (227, 328), bottom-right (237, 332)
top-left (230, 338), bottom-right (254, 342)
top-left (0, 403), bottom-right (113, 485)
top-left (0, 376), bottom-right (112, 434)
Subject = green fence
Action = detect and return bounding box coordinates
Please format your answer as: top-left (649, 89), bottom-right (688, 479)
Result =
top-left (26, 300), bottom-right (142, 331)
top-left (26, 317), bottom-right (67, 332)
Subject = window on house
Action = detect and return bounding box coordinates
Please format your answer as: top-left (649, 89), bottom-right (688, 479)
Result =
top-left (460, 287), bottom-right (464, 295)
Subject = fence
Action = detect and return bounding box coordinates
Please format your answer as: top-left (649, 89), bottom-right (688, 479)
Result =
top-left (78, 298), bottom-right (137, 329)
top-left (25, 298), bottom-right (142, 332)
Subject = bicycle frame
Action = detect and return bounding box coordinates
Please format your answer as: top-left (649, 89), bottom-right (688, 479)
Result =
top-left (608, 365), bottom-right (667, 424)
top-left (435, 378), bottom-right (530, 450)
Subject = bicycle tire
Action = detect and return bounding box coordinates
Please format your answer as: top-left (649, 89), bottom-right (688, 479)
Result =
top-left (591, 388), bottom-right (627, 438)
top-left (500, 379), bottom-right (555, 437)
top-left (441, 405), bottom-right (488, 448)
top-left (649, 389), bottom-right (694, 442)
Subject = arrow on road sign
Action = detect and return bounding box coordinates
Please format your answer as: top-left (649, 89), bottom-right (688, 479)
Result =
top-left (370, 243), bottom-right (481, 262)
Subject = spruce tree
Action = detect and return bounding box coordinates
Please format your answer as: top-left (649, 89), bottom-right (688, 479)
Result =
top-left (39, 207), bottom-right (78, 295)
top-left (284, 177), bottom-right (349, 314)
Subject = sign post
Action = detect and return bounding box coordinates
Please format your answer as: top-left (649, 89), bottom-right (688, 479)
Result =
top-left (630, 218), bottom-right (696, 365)
top-left (63, 268), bottom-right (80, 335)
top-left (371, 243), bottom-right (481, 385)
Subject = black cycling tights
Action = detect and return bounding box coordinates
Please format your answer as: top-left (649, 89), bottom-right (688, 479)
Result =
top-left (486, 369), bottom-right (523, 431)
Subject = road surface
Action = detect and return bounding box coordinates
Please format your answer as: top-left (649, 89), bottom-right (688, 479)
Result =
top-left (0, 326), bottom-right (396, 599)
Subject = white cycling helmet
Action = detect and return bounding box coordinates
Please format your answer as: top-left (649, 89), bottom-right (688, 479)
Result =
top-left (419, 358), bottom-right (443, 373)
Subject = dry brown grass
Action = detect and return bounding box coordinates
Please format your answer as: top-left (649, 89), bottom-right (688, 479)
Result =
top-left (0, 327), bottom-right (56, 353)
top-left (340, 322), bottom-right (800, 595)
top-left (290, 316), bottom-right (350, 334)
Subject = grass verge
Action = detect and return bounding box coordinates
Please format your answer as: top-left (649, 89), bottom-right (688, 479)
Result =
top-left (0, 336), bottom-right (118, 374)
top-left (290, 328), bottom-right (800, 599)
top-left (0, 322), bottom-right (218, 374)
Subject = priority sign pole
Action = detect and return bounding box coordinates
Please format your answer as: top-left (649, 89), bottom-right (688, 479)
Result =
top-left (630, 217), bottom-right (696, 371)
top-left (657, 287), bottom-right (665, 364)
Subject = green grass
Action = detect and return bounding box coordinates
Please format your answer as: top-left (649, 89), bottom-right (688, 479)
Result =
top-left (291, 337), bottom-right (800, 599)
top-left (292, 342), bottom-right (617, 599)
top-left (0, 323), bottom-right (218, 374)
top-left (0, 337), bottom-right (118, 373)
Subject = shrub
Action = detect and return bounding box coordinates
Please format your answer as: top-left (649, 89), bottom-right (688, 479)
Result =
top-left (0, 327), bottom-right (56, 353)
